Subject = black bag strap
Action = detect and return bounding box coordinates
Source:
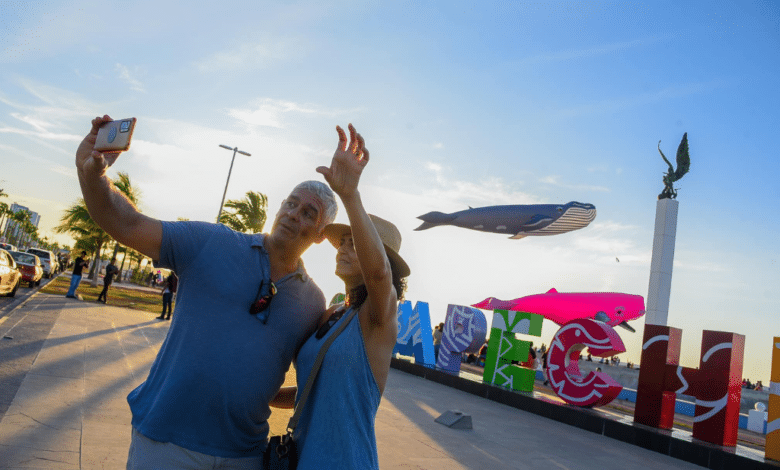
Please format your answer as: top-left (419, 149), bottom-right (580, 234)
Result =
top-left (285, 305), bottom-right (359, 432)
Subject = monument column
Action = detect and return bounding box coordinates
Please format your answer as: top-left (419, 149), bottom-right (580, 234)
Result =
top-left (646, 132), bottom-right (689, 326)
top-left (645, 198), bottom-right (678, 326)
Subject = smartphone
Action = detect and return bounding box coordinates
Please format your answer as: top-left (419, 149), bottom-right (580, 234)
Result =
top-left (94, 118), bottom-right (137, 152)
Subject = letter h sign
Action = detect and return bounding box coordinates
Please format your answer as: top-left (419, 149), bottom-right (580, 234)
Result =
top-left (634, 324), bottom-right (745, 447)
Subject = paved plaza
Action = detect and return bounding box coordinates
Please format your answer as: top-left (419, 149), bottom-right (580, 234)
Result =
top-left (0, 293), bottom-right (708, 469)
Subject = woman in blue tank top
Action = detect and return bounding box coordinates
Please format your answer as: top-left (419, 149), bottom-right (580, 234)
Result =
top-left (271, 123), bottom-right (410, 469)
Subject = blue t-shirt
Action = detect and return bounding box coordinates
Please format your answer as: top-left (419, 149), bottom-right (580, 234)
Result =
top-left (293, 306), bottom-right (381, 469)
top-left (127, 221), bottom-right (325, 458)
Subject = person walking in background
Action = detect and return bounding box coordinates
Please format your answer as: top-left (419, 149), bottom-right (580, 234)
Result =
top-left (433, 322), bottom-right (444, 361)
top-left (66, 251), bottom-right (89, 298)
top-left (157, 271), bottom-right (178, 320)
top-left (478, 340), bottom-right (488, 367)
top-left (96, 257), bottom-right (119, 303)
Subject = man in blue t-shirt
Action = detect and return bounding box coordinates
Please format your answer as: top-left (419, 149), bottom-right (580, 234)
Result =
top-left (75, 115), bottom-right (338, 467)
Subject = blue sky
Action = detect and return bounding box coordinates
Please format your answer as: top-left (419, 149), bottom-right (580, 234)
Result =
top-left (2, 0), bottom-right (779, 383)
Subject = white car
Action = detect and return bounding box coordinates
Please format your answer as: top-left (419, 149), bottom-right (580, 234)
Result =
top-left (27, 248), bottom-right (58, 278)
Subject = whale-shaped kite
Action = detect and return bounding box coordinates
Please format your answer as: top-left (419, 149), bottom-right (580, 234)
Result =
top-left (472, 288), bottom-right (645, 332)
top-left (415, 201), bottom-right (596, 238)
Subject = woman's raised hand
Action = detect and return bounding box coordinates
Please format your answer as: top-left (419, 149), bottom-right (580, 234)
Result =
top-left (316, 123), bottom-right (370, 199)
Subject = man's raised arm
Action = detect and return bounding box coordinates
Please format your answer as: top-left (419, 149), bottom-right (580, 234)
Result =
top-left (76, 115), bottom-right (162, 260)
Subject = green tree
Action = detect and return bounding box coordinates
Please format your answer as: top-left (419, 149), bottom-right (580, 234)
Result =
top-left (108, 172), bottom-right (142, 281)
top-left (0, 189), bottom-right (7, 239)
top-left (54, 172), bottom-right (142, 286)
top-left (218, 190), bottom-right (268, 233)
top-left (22, 220), bottom-right (38, 248)
top-left (55, 199), bottom-right (111, 285)
top-left (0, 202), bottom-right (9, 238)
top-left (7, 208), bottom-right (32, 247)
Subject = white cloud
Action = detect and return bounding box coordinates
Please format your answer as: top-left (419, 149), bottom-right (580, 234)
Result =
top-left (115, 63), bottom-right (145, 93)
top-left (0, 122), bottom-right (81, 143)
top-left (228, 98), bottom-right (344, 129)
top-left (553, 81), bottom-right (727, 119)
top-left (50, 165), bottom-right (77, 179)
top-left (515, 35), bottom-right (674, 67)
top-left (194, 36), bottom-right (310, 73)
top-left (673, 258), bottom-right (727, 272)
top-left (433, 142), bottom-right (444, 149)
top-left (416, 165), bottom-right (538, 209)
top-left (539, 175), bottom-right (610, 192)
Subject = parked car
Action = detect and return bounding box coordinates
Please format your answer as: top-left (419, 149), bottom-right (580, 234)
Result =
top-left (0, 242), bottom-right (17, 251)
top-left (27, 248), bottom-right (58, 278)
top-left (10, 251), bottom-right (43, 287)
top-left (0, 248), bottom-right (22, 297)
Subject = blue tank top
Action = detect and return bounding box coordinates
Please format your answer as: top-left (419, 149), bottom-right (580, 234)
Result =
top-left (293, 306), bottom-right (381, 469)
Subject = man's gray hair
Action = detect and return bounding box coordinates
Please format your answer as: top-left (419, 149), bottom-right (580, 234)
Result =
top-left (293, 180), bottom-right (338, 227)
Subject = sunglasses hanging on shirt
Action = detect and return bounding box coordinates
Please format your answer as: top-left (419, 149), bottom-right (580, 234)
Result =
top-left (250, 279), bottom-right (277, 323)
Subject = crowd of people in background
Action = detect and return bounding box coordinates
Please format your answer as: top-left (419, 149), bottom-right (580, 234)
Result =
top-left (743, 378), bottom-right (765, 391)
top-left (412, 326), bottom-right (769, 391)
top-left (457, 340), bottom-right (640, 372)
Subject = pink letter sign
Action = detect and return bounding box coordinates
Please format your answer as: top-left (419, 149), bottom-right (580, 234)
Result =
top-left (546, 319), bottom-right (625, 407)
top-left (634, 324), bottom-right (745, 447)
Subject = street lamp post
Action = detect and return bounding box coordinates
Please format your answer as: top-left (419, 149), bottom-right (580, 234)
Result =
top-left (216, 144), bottom-right (251, 223)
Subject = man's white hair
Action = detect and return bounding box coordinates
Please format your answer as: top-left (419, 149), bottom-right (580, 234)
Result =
top-left (292, 180), bottom-right (338, 227)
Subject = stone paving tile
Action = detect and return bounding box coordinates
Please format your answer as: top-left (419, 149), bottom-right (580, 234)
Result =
top-left (0, 297), bottom-right (164, 470)
top-left (375, 369), bottom-right (704, 469)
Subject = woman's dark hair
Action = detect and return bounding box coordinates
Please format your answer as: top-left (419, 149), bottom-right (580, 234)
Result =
top-left (345, 256), bottom-right (407, 309)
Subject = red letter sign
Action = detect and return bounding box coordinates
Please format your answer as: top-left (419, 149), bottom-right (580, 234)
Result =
top-left (547, 319), bottom-right (626, 407)
top-left (634, 324), bottom-right (745, 447)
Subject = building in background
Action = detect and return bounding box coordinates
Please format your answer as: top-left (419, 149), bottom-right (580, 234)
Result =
top-left (2, 203), bottom-right (41, 247)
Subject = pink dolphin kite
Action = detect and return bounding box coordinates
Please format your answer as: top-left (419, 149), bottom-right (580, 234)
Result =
top-left (472, 288), bottom-right (645, 332)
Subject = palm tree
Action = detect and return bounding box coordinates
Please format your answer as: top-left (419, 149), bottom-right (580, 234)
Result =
top-left (54, 171), bottom-right (143, 286)
top-left (0, 202), bottom-right (9, 238)
top-left (55, 199), bottom-right (112, 285)
top-left (22, 220), bottom-right (38, 248)
top-left (0, 189), bottom-right (7, 238)
top-left (125, 248), bottom-right (147, 283)
top-left (113, 172), bottom-right (142, 206)
top-left (7, 209), bottom-right (32, 246)
top-left (218, 190), bottom-right (268, 233)
top-left (108, 172), bottom-right (142, 281)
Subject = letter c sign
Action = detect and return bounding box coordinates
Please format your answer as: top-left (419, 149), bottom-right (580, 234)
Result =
top-left (547, 318), bottom-right (626, 407)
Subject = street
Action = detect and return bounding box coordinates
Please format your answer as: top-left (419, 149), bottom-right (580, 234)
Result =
top-left (0, 274), bottom-right (57, 320)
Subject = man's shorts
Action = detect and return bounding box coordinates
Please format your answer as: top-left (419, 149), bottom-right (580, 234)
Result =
top-left (127, 428), bottom-right (264, 469)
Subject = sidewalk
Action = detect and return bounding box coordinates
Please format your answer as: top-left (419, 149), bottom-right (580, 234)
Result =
top-left (0, 293), bottom-right (166, 468)
top-left (0, 294), bottom-right (708, 469)
top-left (60, 272), bottom-right (161, 295)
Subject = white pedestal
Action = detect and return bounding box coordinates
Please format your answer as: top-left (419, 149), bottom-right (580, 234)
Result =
top-left (646, 198), bottom-right (679, 326)
top-left (748, 409), bottom-right (768, 433)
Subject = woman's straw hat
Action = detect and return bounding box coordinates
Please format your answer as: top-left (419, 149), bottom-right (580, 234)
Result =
top-left (323, 214), bottom-right (410, 278)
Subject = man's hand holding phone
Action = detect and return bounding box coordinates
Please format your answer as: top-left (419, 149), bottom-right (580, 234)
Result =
top-left (76, 115), bottom-right (136, 177)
